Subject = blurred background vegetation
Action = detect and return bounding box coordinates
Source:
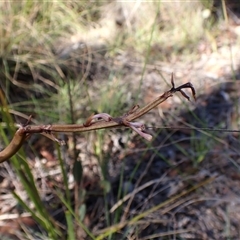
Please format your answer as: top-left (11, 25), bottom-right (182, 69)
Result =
top-left (0, 0), bottom-right (240, 239)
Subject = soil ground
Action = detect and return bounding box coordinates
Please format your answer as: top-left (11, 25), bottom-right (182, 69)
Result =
top-left (1, 2), bottom-right (240, 240)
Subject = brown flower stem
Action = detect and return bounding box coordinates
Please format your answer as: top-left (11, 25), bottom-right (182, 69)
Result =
top-left (0, 74), bottom-right (196, 163)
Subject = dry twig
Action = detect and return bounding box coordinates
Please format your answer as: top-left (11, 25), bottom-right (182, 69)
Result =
top-left (0, 74), bottom-right (196, 163)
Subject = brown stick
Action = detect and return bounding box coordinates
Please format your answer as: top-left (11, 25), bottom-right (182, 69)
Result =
top-left (0, 127), bottom-right (29, 162)
top-left (0, 74), bottom-right (195, 163)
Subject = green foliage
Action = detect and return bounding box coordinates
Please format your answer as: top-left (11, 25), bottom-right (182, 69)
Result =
top-left (0, 106), bottom-right (60, 238)
top-left (0, 0), bottom-right (231, 239)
